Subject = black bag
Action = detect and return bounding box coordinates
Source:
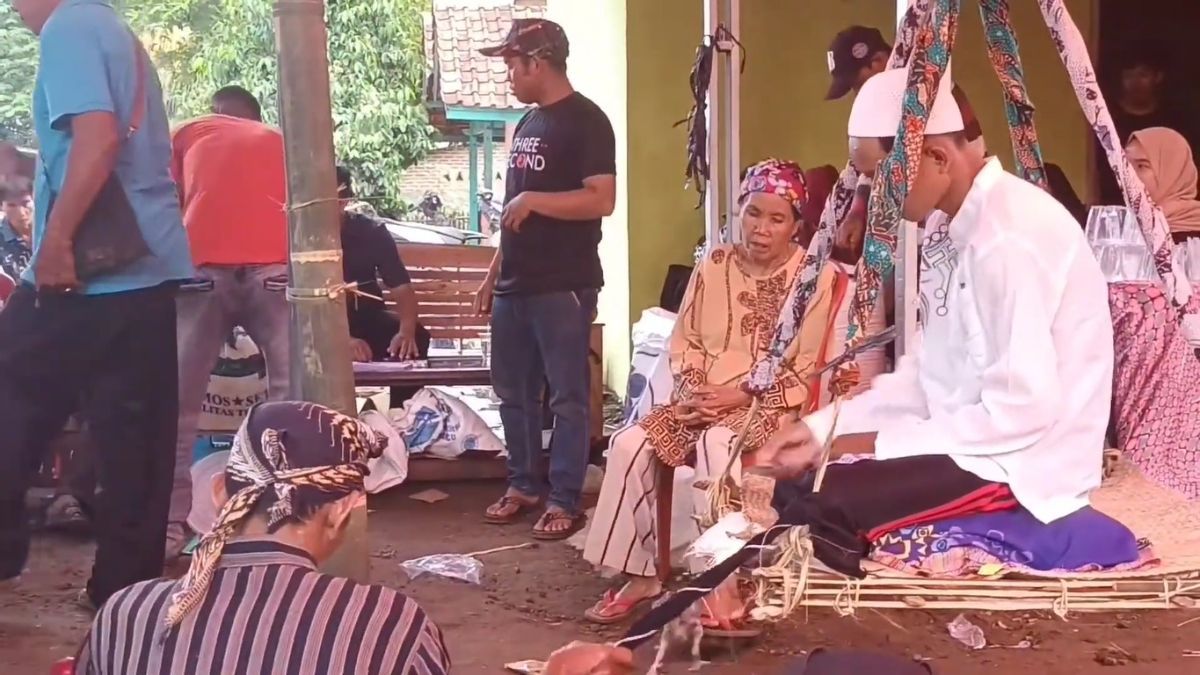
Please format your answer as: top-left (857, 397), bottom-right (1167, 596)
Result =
top-left (47, 29), bottom-right (151, 281)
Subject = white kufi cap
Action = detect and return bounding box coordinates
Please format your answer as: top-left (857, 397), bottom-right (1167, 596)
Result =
top-left (847, 65), bottom-right (964, 138)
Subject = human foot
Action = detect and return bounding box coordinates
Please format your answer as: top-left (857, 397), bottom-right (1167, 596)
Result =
top-left (483, 490), bottom-right (540, 525)
top-left (584, 577), bottom-right (663, 624)
top-left (44, 495), bottom-right (89, 535)
top-left (531, 506), bottom-right (586, 541)
top-left (698, 578), bottom-right (760, 637)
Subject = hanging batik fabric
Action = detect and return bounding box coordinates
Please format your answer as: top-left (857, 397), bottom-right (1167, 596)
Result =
top-left (746, 0), bottom-right (933, 395)
top-left (979, 0), bottom-right (1047, 189)
top-left (830, 0), bottom-right (961, 395)
top-left (1036, 0), bottom-right (1191, 313)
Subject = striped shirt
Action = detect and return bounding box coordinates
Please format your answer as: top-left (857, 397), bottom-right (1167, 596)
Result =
top-left (75, 539), bottom-right (450, 675)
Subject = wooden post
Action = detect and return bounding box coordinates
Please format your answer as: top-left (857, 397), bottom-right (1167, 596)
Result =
top-left (468, 121), bottom-right (480, 232)
top-left (272, 0), bottom-right (366, 580)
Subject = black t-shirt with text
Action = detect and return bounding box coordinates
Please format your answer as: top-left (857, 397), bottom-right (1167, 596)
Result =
top-left (496, 92), bottom-right (616, 295)
top-left (340, 212), bottom-right (411, 322)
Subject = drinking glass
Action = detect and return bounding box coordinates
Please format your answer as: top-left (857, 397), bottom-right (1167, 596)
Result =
top-left (1086, 206), bottom-right (1125, 246)
top-left (1097, 244), bottom-right (1123, 283)
top-left (1120, 244), bottom-right (1150, 282)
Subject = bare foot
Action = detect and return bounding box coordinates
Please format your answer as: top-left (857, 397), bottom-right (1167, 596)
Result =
top-left (698, 577), bottom-right (751, 630)
top-left (531, 505), bottom-right (585, 540)
top-left (584, 576), bottom-right (664, 624)
top-left (483, 489), bottom-right (539, 524)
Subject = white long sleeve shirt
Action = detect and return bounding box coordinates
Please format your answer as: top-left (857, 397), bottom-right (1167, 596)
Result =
top-left (806, 158), bottom-right (1114, 523)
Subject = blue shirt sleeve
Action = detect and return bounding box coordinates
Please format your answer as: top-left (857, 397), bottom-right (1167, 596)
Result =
top-left (39, 8), bottom-right (118, 131)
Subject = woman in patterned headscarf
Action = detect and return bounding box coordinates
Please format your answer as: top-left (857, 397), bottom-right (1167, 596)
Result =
top-left (581, 159), bottom-right (843, 630)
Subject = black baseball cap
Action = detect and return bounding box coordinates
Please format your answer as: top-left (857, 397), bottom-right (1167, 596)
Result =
top-left (479, 18), bottom-right (569, 61)
top-left (825, 26), bottom-right (891, 100)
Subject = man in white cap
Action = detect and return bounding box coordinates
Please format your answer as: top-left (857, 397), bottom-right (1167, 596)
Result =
top-left (758, 66), bottom-right (1114, 549)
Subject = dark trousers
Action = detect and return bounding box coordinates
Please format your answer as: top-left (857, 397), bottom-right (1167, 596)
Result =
top-left (491, 289), bottom-right (596, 513)
top-left (349, 309), bottom-right (432, 406)
top-left (0, 285), bottom-right (178, 606)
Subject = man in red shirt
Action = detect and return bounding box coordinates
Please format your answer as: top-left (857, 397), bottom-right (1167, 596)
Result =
top-left (166, 86), bottom-right (290, 560)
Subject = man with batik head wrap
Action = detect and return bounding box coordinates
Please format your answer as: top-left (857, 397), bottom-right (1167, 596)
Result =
top-left (72, 401), bottom-right (450, 675)
top-left (581, 159), bottom-right (844, 631)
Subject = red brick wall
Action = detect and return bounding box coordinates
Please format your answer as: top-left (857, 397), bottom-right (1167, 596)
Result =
top-left (397, 143), bottom-right (510, 212)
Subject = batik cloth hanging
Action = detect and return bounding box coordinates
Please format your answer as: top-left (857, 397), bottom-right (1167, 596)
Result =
top-left (1036, 0), bottom-right (1191, 311)
top-left (746, 0), bottom-right (933, 394)
top-left (831, 0), bottom-right (961, 395)
top-left (979, 0), bottom-right (1047, 188)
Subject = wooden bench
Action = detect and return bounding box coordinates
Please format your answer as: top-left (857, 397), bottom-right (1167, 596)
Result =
top-left (397, 242), bottom-right (496, 352)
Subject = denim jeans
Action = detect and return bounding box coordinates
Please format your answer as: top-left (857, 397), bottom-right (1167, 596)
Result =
top-left (491, 289), bottom-right (597, 513)
top-left (169, 264), bottom-right (291, 529)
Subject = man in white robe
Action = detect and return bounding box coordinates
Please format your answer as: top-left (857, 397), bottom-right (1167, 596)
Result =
top-left (761, 67), bottom-right (1114, 546)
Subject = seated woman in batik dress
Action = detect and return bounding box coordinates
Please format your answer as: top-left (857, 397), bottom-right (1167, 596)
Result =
top-left (582, 159), bottom-right (843, 628)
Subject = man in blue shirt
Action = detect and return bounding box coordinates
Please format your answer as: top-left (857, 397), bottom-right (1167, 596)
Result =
top-left (0, 0), bottom-right (193, 608)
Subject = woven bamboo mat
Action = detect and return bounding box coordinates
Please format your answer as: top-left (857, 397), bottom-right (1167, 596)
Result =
top-left (755, 462), bottom-right (1200, 614)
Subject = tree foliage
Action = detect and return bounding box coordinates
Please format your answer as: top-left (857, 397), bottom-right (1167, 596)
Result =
top-left (1, 0), bottom-right (434, 214)
top-left (0, 8), bottom-right (38, 146)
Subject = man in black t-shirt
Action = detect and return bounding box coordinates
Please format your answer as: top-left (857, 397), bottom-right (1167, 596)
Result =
top-left (336, 166), bottom-right (428, 373)
top-left (476, 19), bottom-right (616, 540)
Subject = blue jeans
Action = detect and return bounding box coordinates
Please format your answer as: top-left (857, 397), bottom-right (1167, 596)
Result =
top-left (491, 289), bottom-right (597, 513)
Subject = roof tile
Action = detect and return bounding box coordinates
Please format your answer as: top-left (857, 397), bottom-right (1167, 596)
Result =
top-left (425, 3), bottom-right (546, 110)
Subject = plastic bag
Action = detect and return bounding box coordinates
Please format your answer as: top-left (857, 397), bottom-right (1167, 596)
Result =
top-left (400, 553), bottom-right (484, 585)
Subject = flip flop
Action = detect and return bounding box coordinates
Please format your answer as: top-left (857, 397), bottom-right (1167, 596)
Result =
top-left (483, 495), bottom-right (540, 525)
top-left (531, 510), bottom-right (587, 541)
top-left (583, 588), bottom-right (657, 625)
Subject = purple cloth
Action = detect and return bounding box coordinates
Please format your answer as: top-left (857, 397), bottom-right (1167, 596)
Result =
top-left (875, 506), bottom-right (1140, 572)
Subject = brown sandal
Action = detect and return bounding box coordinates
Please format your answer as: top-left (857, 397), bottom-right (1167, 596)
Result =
top-left (483, 495), bottom-right (539, 525)
top-left (531, 510), bottom-right (587, 541)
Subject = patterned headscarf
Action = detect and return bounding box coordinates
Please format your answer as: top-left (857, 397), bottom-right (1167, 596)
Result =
top-left (739, 158), bottom-right (809, 217)
top-left (165, 401), bottom-right (387, 629)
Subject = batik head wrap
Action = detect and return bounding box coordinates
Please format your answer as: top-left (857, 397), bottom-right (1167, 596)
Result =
top-left (164, 401), bottom-right (387, 629)
top-left (738, 158), bottom-right (809, 218)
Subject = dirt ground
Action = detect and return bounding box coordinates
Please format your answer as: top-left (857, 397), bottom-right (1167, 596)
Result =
top-left (3, 480), bottom-right (1199, 674)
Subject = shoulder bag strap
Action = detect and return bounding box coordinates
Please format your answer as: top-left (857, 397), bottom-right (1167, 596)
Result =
top-left (125, 28), bottom-right (147, 139)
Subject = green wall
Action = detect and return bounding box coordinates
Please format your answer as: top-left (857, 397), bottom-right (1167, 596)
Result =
top-left (739, 0), bottom-right (897, 172)
top-left (624, 0), bottom-right (706, 335)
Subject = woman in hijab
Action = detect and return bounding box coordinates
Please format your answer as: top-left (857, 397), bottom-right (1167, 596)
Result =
top-left (582, 159), bottom-right (840, 632)
top-left (1126, 127), bottom-right (1200, 243)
